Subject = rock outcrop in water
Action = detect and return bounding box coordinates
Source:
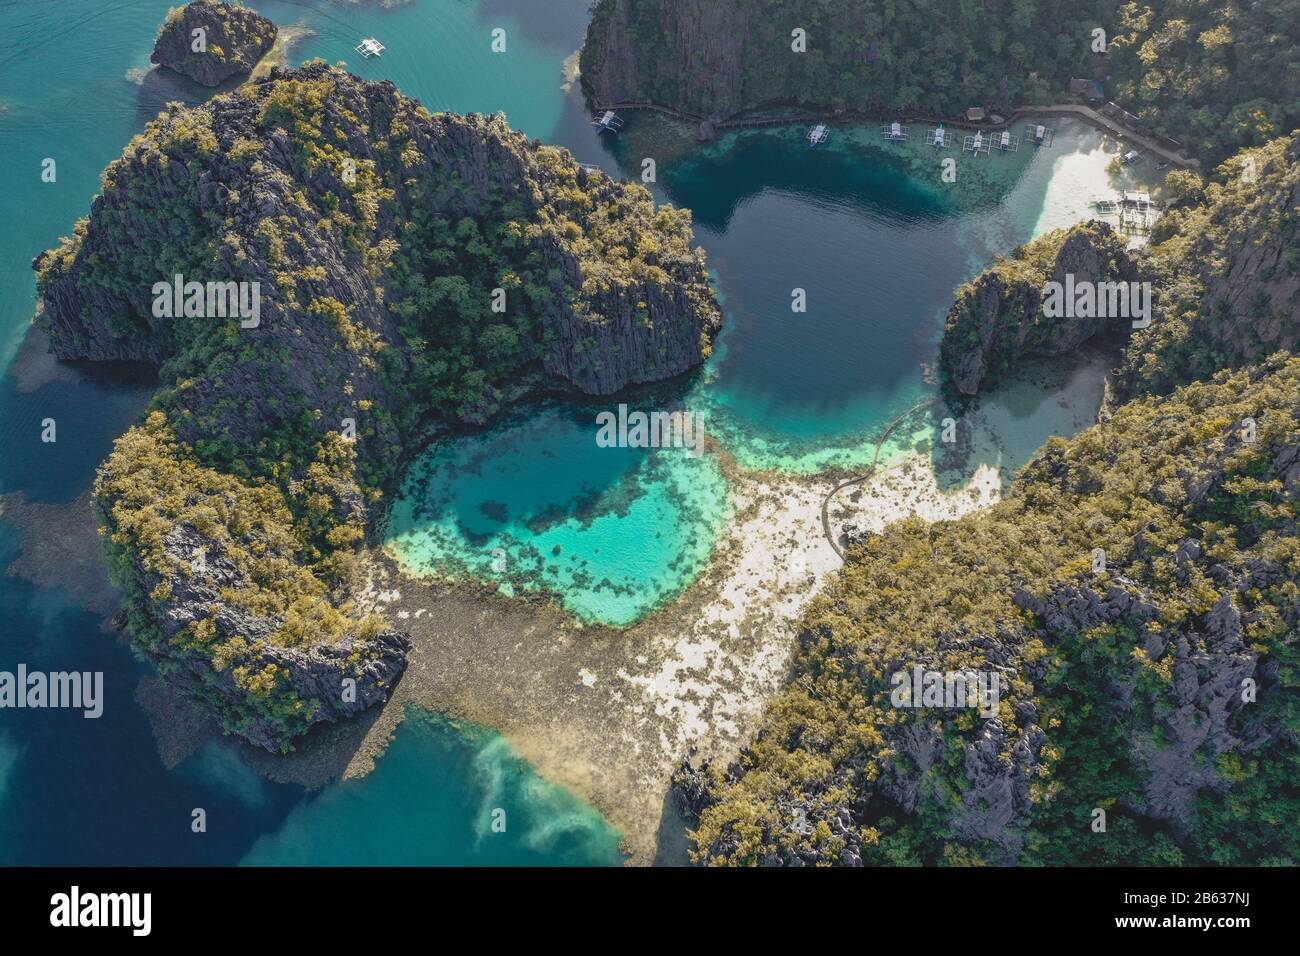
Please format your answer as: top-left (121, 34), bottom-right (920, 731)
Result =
top-left (679, 354), bottom-right (1300, 866)
top-left (939, 221), bottom-right (1140, 398)
top-left (35, 63), bottom-right (720, 750)
top-left (151, 1), bottom-right (277, 87)
top-left (940, 133), bottom-right (1300, 401)
top-left (678, 137), bottom-right (1300, 867)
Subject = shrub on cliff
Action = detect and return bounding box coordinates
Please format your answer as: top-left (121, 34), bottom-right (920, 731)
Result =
top-left (686, 356), bottom-right (1300, 865)
top-left (939, 132), bottom-right (1299, 401)
top-left (1117, 132), bottom-right (1300, 399)
top-left (939, 221), bottom-right (1139, 399)
top-left (582, 0), bottom-right (1299, 165)
top-left (152, 1), bottom-right (277, 87)
top-left (37, 64), bottom-right (720, 750)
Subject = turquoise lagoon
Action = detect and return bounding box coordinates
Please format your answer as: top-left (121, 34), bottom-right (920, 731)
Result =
top-left (383, 101), bottom-right (1124, 611)
top-left (385, 403), bottom-right (729, 626)
top-left (0, 0), bottom-right (1130, 864)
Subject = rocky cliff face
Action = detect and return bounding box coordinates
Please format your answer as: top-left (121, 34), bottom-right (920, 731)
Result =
top-left (941, 132), bottom-right (1300, 403)
top-left (581, 0), bottom-right (753, 120)
top-left (150, 1), bottom-right (277, 87)
top-left (680, 355), bottom-right (1300, 866)
top-left (581, 0), bottom-right (1100, 121)
top-left (685, 135), bottom-right (1300, 866)
top-left (1116, 132), bottom-right (1300, 399)
top-left (36, 63), bottom-right (719, 751)
top-left (939, 221), bottom-right (1141, 398)
top-left (36, 66), bottom-right (718, 440)
top-left (141, 520), bottom-right (410, 752)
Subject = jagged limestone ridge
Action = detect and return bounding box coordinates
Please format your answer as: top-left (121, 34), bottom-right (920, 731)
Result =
top-left (1117, 133), bottom-right (1300, 400)
top-left (938, 220), bottom-right (1139, 399)
top-left (939, 132), bottom-right (1300, 402)
top-left (151, 0), bottom-right (277, 87)
top-left (680, 135), bottom-right (1300, 866)
top-left (35, 63), bottom-right (721, 751)
top-left (680, 354), bottom-right (1300, 866)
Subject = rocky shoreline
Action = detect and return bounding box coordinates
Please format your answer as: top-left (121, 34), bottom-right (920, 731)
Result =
top-left (33, 61), bottom-right (721, 751)
top-left (940, 221), bottom-right (1140, 399)
top-left (15, 350), bottom-right (1100, 863)
top-left (151, 1), bottom-right (277, 87)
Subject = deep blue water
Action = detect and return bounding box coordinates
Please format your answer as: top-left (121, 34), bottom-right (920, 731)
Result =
top-left (0, 0), bottom-right (1084, 865)
top-left (0, 521), bottom-right (301, 864)
top-left (0, 0), bottom-right (625, 869)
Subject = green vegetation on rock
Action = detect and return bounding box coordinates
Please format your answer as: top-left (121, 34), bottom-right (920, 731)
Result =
top-left (1106, 1), bottom-right (1300, 167)
top-left (680, 134), bottom-right (1300, 866)
top-left (35, 63), bottom-right (719, 750)
top-left (940, 132), bottom-right (1299, 401)
top-left (152, 1), bottom-right (277, 87)
top-left (939, 220), bottom-right (1138, 399)
top-left (682, 355), bottom-right (1300, 866)
top-left (581, 0), bottom-right (1300, 165)
top-left (1118, 132), bottom-right (1300, 397)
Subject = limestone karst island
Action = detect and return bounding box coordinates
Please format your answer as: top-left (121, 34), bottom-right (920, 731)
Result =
top-left (0, 0), bottom-right (1296, 930)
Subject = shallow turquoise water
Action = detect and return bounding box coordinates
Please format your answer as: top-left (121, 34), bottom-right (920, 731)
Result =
top-left (0, 0), bottom-right (1110, 865)
top-left (383, 107), bottom-right (1062, 603)
top-left (242, 709), bottom-right (624, 866)
top-left (386, 403), bottom-right (729, 625)
top-left (0, 0), bottom-right (623, 867)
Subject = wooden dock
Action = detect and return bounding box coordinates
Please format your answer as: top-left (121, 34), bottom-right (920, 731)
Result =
top-left (589, 100), bottom-right (1200, 170)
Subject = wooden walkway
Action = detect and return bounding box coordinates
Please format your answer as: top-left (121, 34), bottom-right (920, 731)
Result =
top-left (1011, 104), bottom-right (1199, 169)
top-left (591, 100), bottom-right (1199, 169)
top-left (592, 100), bottom-right (821, 130)
top-left (819, 399), bottom-right (937, 561)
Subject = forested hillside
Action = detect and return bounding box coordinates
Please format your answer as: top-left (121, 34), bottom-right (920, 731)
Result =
top-left (680, 134), bottom-right (1300, 866)
top-left (939, 132), bottom-right (1300, 401)
top-left (581, 0), bottom-right (1300, 164)
top-left (582, 0), bottom-right (1108, 118)
top-left (681, 355), bottom-right (1300, 865)
top-left (35, 63), bottom-right (719, 750)
top-left (1106, 1), bottom-right (1300, 167)
top-left (1117, 131), bottom-right (1300, 397)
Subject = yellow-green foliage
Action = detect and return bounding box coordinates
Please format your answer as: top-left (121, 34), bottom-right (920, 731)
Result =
top-left (97, 411), bottom-right (364, 650)
top-left (691, 357), bottom-right (1300, 866)
top-left (1120, 133), bottom-right (1300, 397)
top-left (584, 0), bottom-right (1299, 167)
top-left (45, 62), bottom-right (717, 748)
top-left (160, 1), bottom-right (276, 67)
